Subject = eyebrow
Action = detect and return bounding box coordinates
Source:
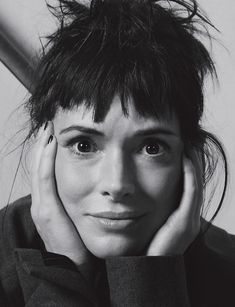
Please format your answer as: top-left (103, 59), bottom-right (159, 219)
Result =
top-left (59, 125), bottom-right (179, 138)
top-left (60, 125), bottom-right (104, 136)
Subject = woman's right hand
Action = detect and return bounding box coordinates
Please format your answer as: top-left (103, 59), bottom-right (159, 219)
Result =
top-left (30, 121), bottom-right (93, 278)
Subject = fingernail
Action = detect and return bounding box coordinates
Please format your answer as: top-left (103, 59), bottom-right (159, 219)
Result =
top-left (44, 122), bottom-right (48, 130)
top-left (48, 135), bottom-right (53, 144)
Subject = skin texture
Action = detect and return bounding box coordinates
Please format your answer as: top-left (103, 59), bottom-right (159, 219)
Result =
top-left (30, 96), bottom-right (202, 268)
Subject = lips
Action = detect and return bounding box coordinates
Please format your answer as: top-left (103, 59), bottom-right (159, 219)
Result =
top-left (89, 211), bottom-right (144, 220)
top-left (87, 211), bottom-right (145, 230)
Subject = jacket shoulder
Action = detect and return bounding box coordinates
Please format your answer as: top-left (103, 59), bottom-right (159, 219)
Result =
top-left (0, 194), bottom-right (32, 222)
top-left (0, 195), bottom-right (40, 254)
top-left (185, 222), bottom-right (235, 306)
top-left (202, 222), bottom-right (235, 263)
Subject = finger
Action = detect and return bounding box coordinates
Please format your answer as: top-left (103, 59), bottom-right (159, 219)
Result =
top-left (179, 156), bottom-right (200, 220)
top-left (187, 149), bottom-right (204, 215)
top-left (36, 124), bottom-right (45, 140)
top-left (29, 124), bottom-right (44, 174)
top-left (30, 122), bottom-right (52, 176)
top-left (38, 134), bottom-right (61, 217)
top-left (35, 122), bottom-right (54, 172)
top-left (30, 124), bottom-right (47, 210)
top-left (188, 148), bottom-right (204, 190)
top-left (31, 122), bottom-right (54, 213)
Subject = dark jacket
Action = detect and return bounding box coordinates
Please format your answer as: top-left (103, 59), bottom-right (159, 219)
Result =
top-left (0, 195), bottom-right (235, 307)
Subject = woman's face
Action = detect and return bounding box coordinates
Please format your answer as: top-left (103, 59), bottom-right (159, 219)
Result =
top-left (53, 96), bottom-right (184, 258)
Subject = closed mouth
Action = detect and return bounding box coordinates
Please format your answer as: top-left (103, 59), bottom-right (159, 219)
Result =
top-left (86, 211), bottom-right (146, 230)
top-left (88, 211), bottom-right (144, 220)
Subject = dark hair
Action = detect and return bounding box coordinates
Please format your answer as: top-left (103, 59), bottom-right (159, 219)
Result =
top-left (25, 0), bottom-right (227, 225)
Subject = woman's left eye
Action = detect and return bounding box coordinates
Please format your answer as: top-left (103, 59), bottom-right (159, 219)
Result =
top-left (140, 139), bottom-right (167, 157)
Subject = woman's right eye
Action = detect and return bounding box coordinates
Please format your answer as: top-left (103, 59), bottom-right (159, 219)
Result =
top-left (68, 137), bottom-right (99, 157)
top-left (76, 140), bottom-right (94, 153)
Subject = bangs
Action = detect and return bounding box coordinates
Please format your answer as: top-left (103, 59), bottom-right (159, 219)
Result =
top-left (50, 45), bottom-right (173, 122)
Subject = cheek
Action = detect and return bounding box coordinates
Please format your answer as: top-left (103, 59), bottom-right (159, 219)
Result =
top-left (135, 160), bottom-right (183, 235)
top-left (55, 151), bottom-right (95, 205)
top-left (137, 161), bottom-right (182, 205)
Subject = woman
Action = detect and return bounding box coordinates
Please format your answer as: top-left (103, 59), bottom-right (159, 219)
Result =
top-left (0, 0), bottom-right (234, 306)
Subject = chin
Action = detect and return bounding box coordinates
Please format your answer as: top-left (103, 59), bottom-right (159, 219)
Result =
top-left (83, 235), bottom-right (145, 259)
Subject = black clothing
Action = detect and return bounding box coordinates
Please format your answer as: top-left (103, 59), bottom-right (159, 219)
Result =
top-left (0, 195), bottom-right (235, 306)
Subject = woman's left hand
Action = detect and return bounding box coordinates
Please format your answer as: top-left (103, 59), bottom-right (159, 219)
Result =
top-left (146, 151), bottom-right (203, 256)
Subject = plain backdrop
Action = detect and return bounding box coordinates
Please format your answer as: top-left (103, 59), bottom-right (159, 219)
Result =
top-left (0, 0), bottom-right (235, 232)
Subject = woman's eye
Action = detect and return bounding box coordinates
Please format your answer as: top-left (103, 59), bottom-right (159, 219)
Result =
top-left (140, 139), bottom-right (167, 156)
top-left (145, 143), bottom-right (160, 155)
top-left (76, 140), bottom-right (94, 153)
top-left (68, 137), bottom-right (98, 156)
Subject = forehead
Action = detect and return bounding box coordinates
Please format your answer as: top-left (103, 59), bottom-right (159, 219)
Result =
top-left (53, 96), bottom-right (181, 137)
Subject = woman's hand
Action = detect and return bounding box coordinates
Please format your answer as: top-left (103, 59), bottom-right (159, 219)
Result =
top-left (146, 151), bottom-right (203, 256)
top-left (30, 121), bottom-right (93, 273)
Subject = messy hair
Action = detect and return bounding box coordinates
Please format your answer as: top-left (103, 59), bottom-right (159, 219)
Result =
top-left (25, 0), bottom-right (227, 224)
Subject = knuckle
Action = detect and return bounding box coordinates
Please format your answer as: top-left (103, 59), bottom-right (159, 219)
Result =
top-left (38, 166), bottom-right (53, 183)
top-left (38, 168), bottom-right (51, 182)
top-left (176, 216), bottom-right (192, 233)
top-left (31, 202), bottom-right (53, 225)
top-left (179, 221), bottom-right (188, 234)
top-left (37, 207), bottom-right (52, 224)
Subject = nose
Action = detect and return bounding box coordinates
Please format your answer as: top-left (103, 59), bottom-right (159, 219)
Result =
top-left (98, 149), bottom-right (135, 202)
